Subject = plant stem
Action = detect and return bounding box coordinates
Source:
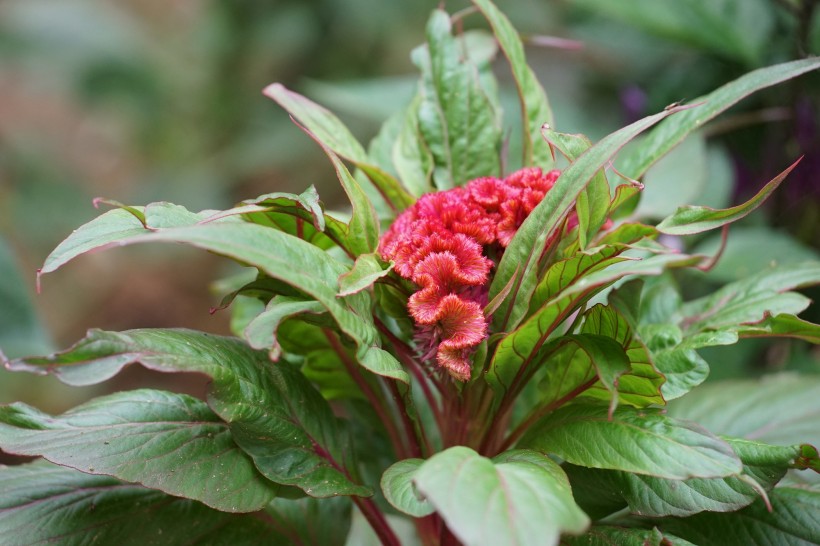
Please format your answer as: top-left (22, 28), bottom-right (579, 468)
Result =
top-left (385, 379), bottom-right (424, 458)
top-left (351, 496), bottom-right (401, 546)
top-left (323, 329), bottom-right (408, 458)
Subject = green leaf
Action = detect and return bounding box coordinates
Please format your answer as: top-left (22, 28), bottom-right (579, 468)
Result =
top-left (579, 305), bottom-right (665, 408)
top-left (658, 487), bottom-right (820, 546)
top-left (0, 460), bottom-right (280, 546)
top-left (668, 374), bottom-right (820, 448)
top-left (471, 0), bottom-right (553, 168)
top-left (338, 253), bottom-right (393, 297)
top-left (243, 296), bottom-right (326, 357)
top-left (263, 83), bottom-right (414, 212)
top-left (7, 329), bottom-right (371, 498)
top-left (561, 526), bottom-right (685, 546)
top-left (656, 158), bottom-right (801, 235)
top-left (0, 389), bottom-right (278, 512)
top-left (679, 262), bottom-right (820, 335)
top-left (393, 95), bottom-right (434, 197)
top-left (381, 458), bottom-right (435, 517)
top-left (520, 405), bottom-right (742, 479)
top-left (265, 496), bottom-right (352, 546)
top-left (566, 438), bottom-right (800, 518)
top-left (42, 217), bottom-right (408, 383)
top-left (490, 105), bottom-right (688, 332)
top-left (414, 447), bottom-right (589, 546)
top-left (619, 57), bottom-right (820, 180)
top-left (736, 313), bottom-right (820, 343)
top-left (413, 9), bottom-right (502, 190)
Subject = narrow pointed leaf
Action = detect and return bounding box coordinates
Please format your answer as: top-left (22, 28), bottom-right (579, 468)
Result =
top-left (656, 158), bottom-right (801, 235)
top-left (7, 329), bottom-right (371, 497)
top-left (381, 458), bottom-right (434, 517)
top-left (263, 83), bottom-right (414, 211)
top-left (520, 405), bottom-right (742, 479)
top-left (0, 390), bottom-right (278, 512)
top-left (618, 57), bottom-right (820, 179)
top-left (736, 313), bottom-right (820, 343)
top-left (490, 106), bottom-right (688, 332)
top-left (0, 461), bottom-right (281, 546)
top-left (414, 447), bottom-right (589, 546)
top-left (472, 0), bottom-right (553, 168)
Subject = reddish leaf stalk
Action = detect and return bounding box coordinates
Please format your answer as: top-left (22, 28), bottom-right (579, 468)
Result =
top-left (351, 496), bottom-right (401, 546)
top-left (322, 329), bottom-right (408, 459)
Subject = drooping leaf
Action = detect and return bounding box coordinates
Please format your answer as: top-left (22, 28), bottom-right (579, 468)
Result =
top-left (489, 105), bottom-right (688, 332)
top-left (520, 405), bottom-right (742, 479)
top-left (338, 253), bottom-right (393, 297)
top-left (658, 487), bottom-right (820, 546)
top-left (565, 438), bottom-right (802, 518)
top-left (618, 57), bottom-right (820, 180)
top-left (668, 374), bottom-right (820, 448)
top-left (735, 313), bottom-right (820, 343)
top-left (263, 83), bottom-right (414, 212)
top-left (414, 447), bottom-right (589, 546)
top-left (471, 0), bottom-right (553, 168)
top-left (679, 262), bottom-right (820, 336)
top-left (41, 217), bottom-right (408, 383)
top-left (412, 9), bottom-right (502, 190)
top-left (0, 460), bottom-right (281, 546)
top-left (656, 158), bottom-right (802, 235)
top-left (7, 329), bottom-right (371, 498)
top-left (0, 389), bottom-right (278, 513)
top-left (381, 458), bottom-right (435, 518)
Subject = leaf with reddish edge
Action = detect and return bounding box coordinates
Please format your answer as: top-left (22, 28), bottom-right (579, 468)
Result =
top-left (5, 329), bottom-right (371, 498)
top-left (618, 57), bottom-right (820, 180)
top-left (489, 105), bottom-right (689, 334)
top-left (263, 83), bottom-right (415, 212)
top-left (736, 313), bottom-right (820, 343)
top-left (0, 389), bottom-right (279, 513)
top-left (471, 0), bottom-right (554, 169)
top-left (413, 447), bottom-right (589, 546)
top-left (656, 157), bottom-right (802, 235)
top-left (520, 405), bottom-right (742, 479)
top-left (338, 253), bottom-right (393, 297)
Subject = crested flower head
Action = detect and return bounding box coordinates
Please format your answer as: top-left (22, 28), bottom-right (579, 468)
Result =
top-left (380, 167), bottom-right (561, 380)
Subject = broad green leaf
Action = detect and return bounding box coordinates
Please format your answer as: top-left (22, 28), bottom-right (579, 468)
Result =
top-left (656, 158), bottom-right (801, 235)
top-left (520, 405), bottom-right (742, 479)
top-left (0, 389), bottom-right (277, 512)
top-left (393, 95), bottom-right (434, 197)
top-left (7, 329), bottom-right (371, 497)
top-left (265, 496), bottom-right (352, 546)
top-left (668, 374), bottom-right (820, 448)
top-left (471, 0), bottom-right (553, 168)
top-left (736, 313), bottom-right (820, 343)
top-left (651, 346), bottom-right (709, 401)
top-left (381, 458), bottom-right (434, 517)
top-left (579, 305), bottom-right (665, 408)
top-left (338, 253), bottom-right (393, 297)
top-left (565, 439), bottom-right (801, 518)
top-left (263, 83), bottom-right (414, 212)
top-left (243, 296), bottom-right (326, 357)
top-left (658, 487), bottom-right (820, 546)
top-left (490, 105), bottom-right (688, 332)
top-left (413, 9), bottom-right (502, 190)
top-left (42, 217), bottom-right (408, 383)
top-left (414, 447), bottom-right (589, 546)
top-left (619, 57), bottom-right (820, 180)
top-left (0, 460), bottom-right (280, 546)
top-left (679, 262), bottom-right (820, 335)
top-left (561, 526), bottom-right (687, 546)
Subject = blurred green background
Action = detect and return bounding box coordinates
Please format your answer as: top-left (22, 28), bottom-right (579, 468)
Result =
top-left (1, 0), bottom-right (818, 422)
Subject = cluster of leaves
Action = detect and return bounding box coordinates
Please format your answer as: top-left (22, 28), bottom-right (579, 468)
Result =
top-left (2, 2), bottom-right (820, 545)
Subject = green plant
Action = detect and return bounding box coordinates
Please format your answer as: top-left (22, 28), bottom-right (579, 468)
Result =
top-left (2, 2), bottom-right (820, 544)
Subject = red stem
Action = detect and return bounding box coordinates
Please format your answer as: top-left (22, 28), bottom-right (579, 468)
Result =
top-left (351, 496), bottom-right (401, 546)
